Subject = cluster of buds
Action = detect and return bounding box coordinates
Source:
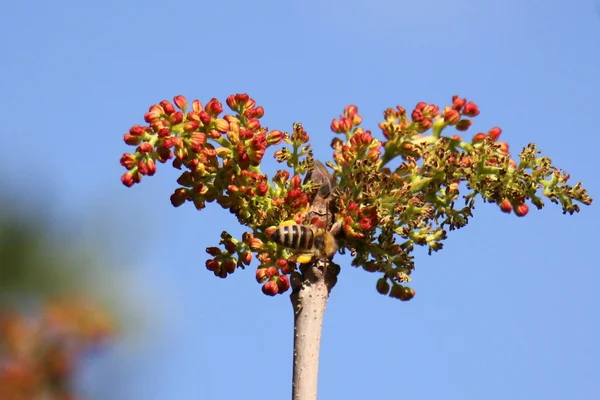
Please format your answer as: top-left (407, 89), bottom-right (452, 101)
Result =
top-left (255, 262), bottom-right (292, 296)
top-left (0, 298), bottom-right (113, 399)
top-left (120, 94), bottom-right (592, 300)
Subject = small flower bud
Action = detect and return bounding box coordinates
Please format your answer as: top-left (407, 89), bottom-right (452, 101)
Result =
top-left (376, 278), bottom-right (390, 295)
top-left (276, 275), bottom-right (290, 293)
top-left (497, 142), bottom-right (509, 155)
top-left (262, 280), bottom-right (279, 296)
top-left (192, 99), bottom-right (202, 112)
top-left (214, 118), bottom-right (229, 133)
top-left (256, 268), bottom-right (268, 283)
top-left (488, 127), bottom-right (502, 142)
top-left (199, 111), bottom-right (211, 125)
top-left (442, 108), bottom-right (460, 125)
top-left (138, 143), bottom-right (153, 154)
top-left (240, 251), bottom-right (252, 265)
top-left (123, 133), bottom-right (142, 146)
top-left (173, 95), bottom-right (187, 110)
top-left (121, 172), bottom-right (135, 187)
top-left (249, 238), bottom-right (264, 251)
top-left (267, 130), bottom-right (283, 145)
top-left (205, 98), bottom-right (223, 117)
top-left (144, 105), bottom-right (163, 123)
top-left (205, 259), bottom-right (220, 272)
top-left (472, 132), bottom-right (487, 143)
top-left (452, 95), bottom-right (466, 111)
top-left (170, 111), bottom-right (184, 125)
top-left (170, 188), bottom-right (189, 207)
top-left (499, 199), bottom-right (512, 213)
top-left (206, 247), bottom-right (222, 256)
top-left (265, 266), bottom-right (279, 278)
top-left (456, 119), bottom-right (472, 132)
top-left (257, 181), bottom-right (269, 196)
top-left (222, 259), bottom-right (236, 274)
top-left (120, 153), bottom-right (136, 169)
top-left (183, 121), bottom-right (200, 133)
top-left (160, 100), bottom-right (175, 115)
top-left (514, 202), bottom-right (529, 217)
top-left (462, 102), bottom-right (479, 117)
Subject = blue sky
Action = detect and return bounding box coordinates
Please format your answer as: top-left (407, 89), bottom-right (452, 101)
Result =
top-left (2, 0), bottom-right (599, 399)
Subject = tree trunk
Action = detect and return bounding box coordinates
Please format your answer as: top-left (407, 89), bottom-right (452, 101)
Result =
top-left (290, 259), bottom-right (339, 400)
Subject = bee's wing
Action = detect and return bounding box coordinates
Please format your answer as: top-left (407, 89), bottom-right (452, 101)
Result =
top-left (304, 161), bottom-right (336, 230)
top-left (304, 160), bottom-right (335, 199)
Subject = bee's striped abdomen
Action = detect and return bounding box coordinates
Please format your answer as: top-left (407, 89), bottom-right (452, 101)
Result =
top-left (272, 224), bottom-right (314, 250)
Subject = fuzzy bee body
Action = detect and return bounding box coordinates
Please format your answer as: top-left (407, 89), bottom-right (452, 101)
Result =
top-left (271, 222), bottom-right (339, 263)
top-left (270, 161), bottom-right (341, 264)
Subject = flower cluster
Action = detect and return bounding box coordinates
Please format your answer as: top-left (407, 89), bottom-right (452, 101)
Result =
top-left (120, 94), bottom-right (592, 300)
top-left (0, 298), bottom-right (113, 399)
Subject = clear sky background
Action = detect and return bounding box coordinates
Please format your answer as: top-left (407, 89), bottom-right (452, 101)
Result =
top-left (2, 0), bottom-right (599, 399)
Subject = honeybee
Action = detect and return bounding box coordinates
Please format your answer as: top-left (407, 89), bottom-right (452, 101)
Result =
top-left (270, 161), bottom-right (341, 264)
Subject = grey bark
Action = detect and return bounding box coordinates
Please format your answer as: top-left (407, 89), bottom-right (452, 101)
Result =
top-left (290, 259), bottom-right (339, 400)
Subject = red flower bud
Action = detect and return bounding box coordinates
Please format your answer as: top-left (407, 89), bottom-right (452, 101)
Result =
top-left (123, 133), bottom-right (142, 146)
top-left (340, 117), bottom-right (352, 132)
top-left (197, 111), bottom-right (210, 126)
top-left (226, 95), bottom-right (236, 110)
top-left (514, 202), bottom-right (529, 217)
top-left (241, 251), bottom-right (252, 265)
top-left (462, 102), bottom-right (479, 117)
top-left (419, 118), bottom-right (433, 130)
top-left (214, 119), bottom-right (229, 133)
top-left (508, 159), bottom-right (517, 169)
top-left (222, 259), bottom-right (236, 274)
top-left (138, 143), bottom-right (153, 154)
top-left (267, 130), bottom-right (283, 145)
top-left (205, 98), bottom-right (223, 117)
top-left (205, 259), bottom-right (220, 272)
top-left (206, 247), bottom-right (222, 256)
top-left (331, 119), bottom-right (342, 133)
top-left (455, 119), bottom-right (472, 132)
top-left (170, 111), bottom-right (184, 125)
top-left (411, 109), bottom-right (424, 122)
top-left (276, 275), bottom-right (290, 293)
top-left (442, 108), bottom-right (460, 125)
top-left (173, 95), bottom-right (187, 110)
top-left (265, 266), bottom-right (279, 278)
top-left (192, 99), bottom-right (202, 112)
top-left (452, 95), bottom-right (467, 111)
top-left (137, 159), bottom-right (156, 176)
top-left (183, 121), bottom-right (200, 133)
top-left (254, 106), bottom-right (264, 118)
top-left (170, 188), bottom-right (189, 207)
top-left (156, 128), bottom-right (170, 138)
top-left (376, 278), bottom-right (390, 295)
top-left (262, 280), bottom-right (279, 296)
top-left (358, 218), bottom-right (373, 231)
top-left (144, 105), bottom-right (163, 123)
top-left (257, 181), bottom-right (269, 196)
top-left (129, 125), bottom-right (146, 136)
top-left (291, 175), bottom-right (302, 188)
top-left (497, 142), bottom-right (509, 155)
top-left (249, 238), bottom-right (264, 251)
top-left (415, 102), bottom-right (427, 111)
top-left (160, 100), bottom-right (175, 115)
top-left (499, 199), bottom-right (512, 213)
top-left (256, 268), bottom-right (268, 283)
top-left (488, 127), bottom-right (502, 142)
top-left (120, 153), bottom-right (136, 169)
top-left (121, 172), bottom-right (135, 187)
top-left (246, 118), bottom-right (261, 131)
top-left (472, 132), bottom-right (487, 143)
